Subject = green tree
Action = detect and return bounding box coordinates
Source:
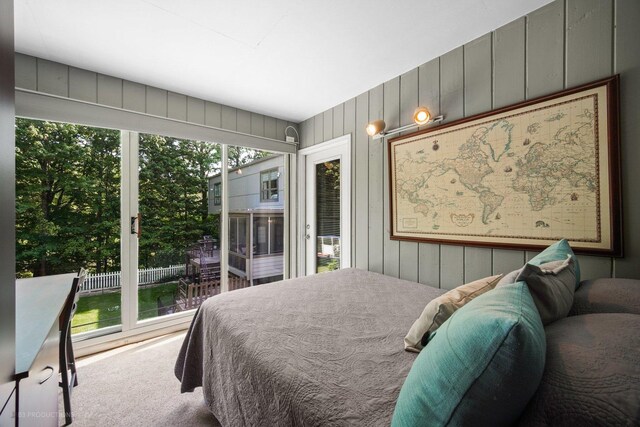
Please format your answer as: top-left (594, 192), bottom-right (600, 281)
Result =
top-left (228, 146), bottom-right (268, 168)
top-left (16, 119), bottom-right (274, 277)
top-left (15, 119), bottom-right (120, 276)
top-left (138, 135), bottom-right (220, 268)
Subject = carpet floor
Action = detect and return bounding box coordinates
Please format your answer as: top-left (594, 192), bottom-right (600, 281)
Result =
top-left (60, 332), bottom-right (220, 426)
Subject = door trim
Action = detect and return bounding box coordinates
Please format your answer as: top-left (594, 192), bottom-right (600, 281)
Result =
top-left (297, 134), bottom-right (351, 276)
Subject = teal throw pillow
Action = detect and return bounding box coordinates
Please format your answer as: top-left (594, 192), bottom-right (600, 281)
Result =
top-left (529, 239), bottom-right (581, 287)
top-left (392, 282), bottom-right (546, 427)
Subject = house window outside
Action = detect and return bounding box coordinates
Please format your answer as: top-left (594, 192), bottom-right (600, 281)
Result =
top-left (228, 215), bottom-right (249, 275)
top-left (253, 215), bottom-right (284, 256)
top-left (253, 216), bottom-right (269, 255)
top-left (260, 168), bottom-right (279, 202)
top-left (213, 182), bottom-right (221, 206)
top-left (229, 217), bottom-right (238, 253)
top-left (228, 216), bottom-right (248, 254)
top-left (270, 217), bottom-right (284, 254)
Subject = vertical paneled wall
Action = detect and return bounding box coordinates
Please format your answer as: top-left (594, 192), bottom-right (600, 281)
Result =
top-left (14, 53), bottom-right (297, 146)
top-left (299, 0), bottom-right (640, 285)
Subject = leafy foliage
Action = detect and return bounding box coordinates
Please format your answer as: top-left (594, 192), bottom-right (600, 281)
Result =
top-left (138, 134), bottom-right (220, 268)
top-left (16, 119), bottom-right (269, 277)
top-left (16, 119), bottom-right (121, 277)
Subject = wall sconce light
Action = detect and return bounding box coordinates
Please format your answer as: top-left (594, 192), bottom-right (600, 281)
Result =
top-left (236, 169), bottom-right (243, 175)
top-left (365, 120), bottom-right (386, 137)
top-left (366, 107), bottom-right (444, 140)
top-left (413, 106), bottom-right (431, 125)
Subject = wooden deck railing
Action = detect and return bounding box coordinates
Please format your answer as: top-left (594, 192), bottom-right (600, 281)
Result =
top-left (176, 277), bottom-right (250, 310)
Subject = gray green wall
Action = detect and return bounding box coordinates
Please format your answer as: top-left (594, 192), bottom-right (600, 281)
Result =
top-left (0, 0), bottom-right (15, 407)
top-left (299, 0), bottom-right (640, 286)
top-left (15, 53), bottom-right (297, 150)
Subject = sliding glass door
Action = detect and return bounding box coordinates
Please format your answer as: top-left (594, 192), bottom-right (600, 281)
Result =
top-left (224, 147), bottom-right (286, 291)
top-left (136, 133), bottom-right (221, 318)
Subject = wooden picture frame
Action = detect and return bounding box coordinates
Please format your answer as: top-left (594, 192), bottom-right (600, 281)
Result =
top-left (388, 75), bottom-right (622, 256)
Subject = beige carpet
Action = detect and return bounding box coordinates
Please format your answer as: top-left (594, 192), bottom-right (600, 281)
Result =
top-left (60, 332), bottom-right (220, 426)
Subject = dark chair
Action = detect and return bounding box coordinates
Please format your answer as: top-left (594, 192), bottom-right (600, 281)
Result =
top-left (59, 268), bottom-right (86, 425)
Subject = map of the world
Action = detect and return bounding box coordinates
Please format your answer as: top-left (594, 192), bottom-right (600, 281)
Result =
top-left (390, 83), bottom-right (615, 252)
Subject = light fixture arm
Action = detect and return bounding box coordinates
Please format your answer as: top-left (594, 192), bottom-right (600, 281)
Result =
top-left (372, 115), bottom-right (444, 140)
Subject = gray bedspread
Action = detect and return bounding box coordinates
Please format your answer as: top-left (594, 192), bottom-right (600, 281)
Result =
top-left (174, 268), bottom-right (444, 427)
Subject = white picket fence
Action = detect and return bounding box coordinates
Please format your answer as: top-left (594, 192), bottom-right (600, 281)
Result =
top-left (81, 264), bottom-right (185, 293)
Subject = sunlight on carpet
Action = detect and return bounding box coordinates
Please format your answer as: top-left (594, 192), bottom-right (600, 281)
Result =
top-left (60, 332), bottom-right (220, 426)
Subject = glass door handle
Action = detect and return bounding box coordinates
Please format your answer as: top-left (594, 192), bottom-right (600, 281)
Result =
top-left (131, 213), bottom-right (141, 237)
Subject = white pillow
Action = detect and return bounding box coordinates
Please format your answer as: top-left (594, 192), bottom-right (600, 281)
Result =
top-left (404, 274), bottom-right (503, 352)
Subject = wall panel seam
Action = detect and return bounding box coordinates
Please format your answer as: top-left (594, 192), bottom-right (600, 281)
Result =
top-left (612, 0), bottom-right (617, 73)
top-left (462, 45), bottom-right (466, 117)
top-left (490, 249), bottom-right (495, 275)
top-left (438, 245), bottom-right (442, 288)
top-left (524, 15), bottom-right (529, 99)
top-left (491, 31), bottom-right (495, 109)
top-left (563, 0), bottom-right (568, 89)
top-left (438, 59), bottom-right (442, 115)
top-left (462, 248), bottom-right (466, 282)
top-left (119, 79), bottom-right (124, 110)
top-left (490, 32), bottom-right (494, 110)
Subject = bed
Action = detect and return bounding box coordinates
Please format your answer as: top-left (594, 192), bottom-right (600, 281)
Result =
top-left (174, 268), bottom-right (444, 426)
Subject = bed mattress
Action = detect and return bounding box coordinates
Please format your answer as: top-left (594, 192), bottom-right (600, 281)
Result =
top-left (175, 268), bottom-right (444, 426)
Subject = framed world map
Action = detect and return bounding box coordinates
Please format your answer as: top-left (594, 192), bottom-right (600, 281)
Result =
top-left (389, 75), bottom-right (622, 256)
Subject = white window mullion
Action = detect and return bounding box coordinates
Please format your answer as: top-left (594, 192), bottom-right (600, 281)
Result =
top-left (220, 144), bottom-right (229, 293)
top-left (267, 216), bottom-right (271, 256)
top-left (285, 153), bottom-right (296, 279)
top-left (129, 131), bottom-right (140, 328)
top-left (120, 130), bottom-right (139, 331)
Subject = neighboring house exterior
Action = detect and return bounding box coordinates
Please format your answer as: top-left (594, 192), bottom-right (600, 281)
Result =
top-left (208, 155), bottom-right (285, 285)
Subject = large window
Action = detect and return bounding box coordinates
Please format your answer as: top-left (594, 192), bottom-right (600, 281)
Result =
top-left (260, 168), bottom-right (279, 202)
top-left (15, 116), bottom-right (290, 341)
top-left (15, 118), bottom-right (122, 334)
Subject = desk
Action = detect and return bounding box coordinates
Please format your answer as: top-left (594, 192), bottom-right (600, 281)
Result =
top-left (15, 273), bottom-right (74, 427)
top-left (15, 273), bottom-right (74, 376)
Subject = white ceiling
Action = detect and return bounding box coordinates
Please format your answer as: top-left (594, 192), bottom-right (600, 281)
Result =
top-left (14, 0), bottom-right (553, 123)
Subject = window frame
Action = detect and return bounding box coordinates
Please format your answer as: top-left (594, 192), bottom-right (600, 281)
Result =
top-left (260, 168), bottom-right (280, 202)
top-left (252, 214), bottom-right (284, 257)
top-left (212, 182), bottom-right (222, 206)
